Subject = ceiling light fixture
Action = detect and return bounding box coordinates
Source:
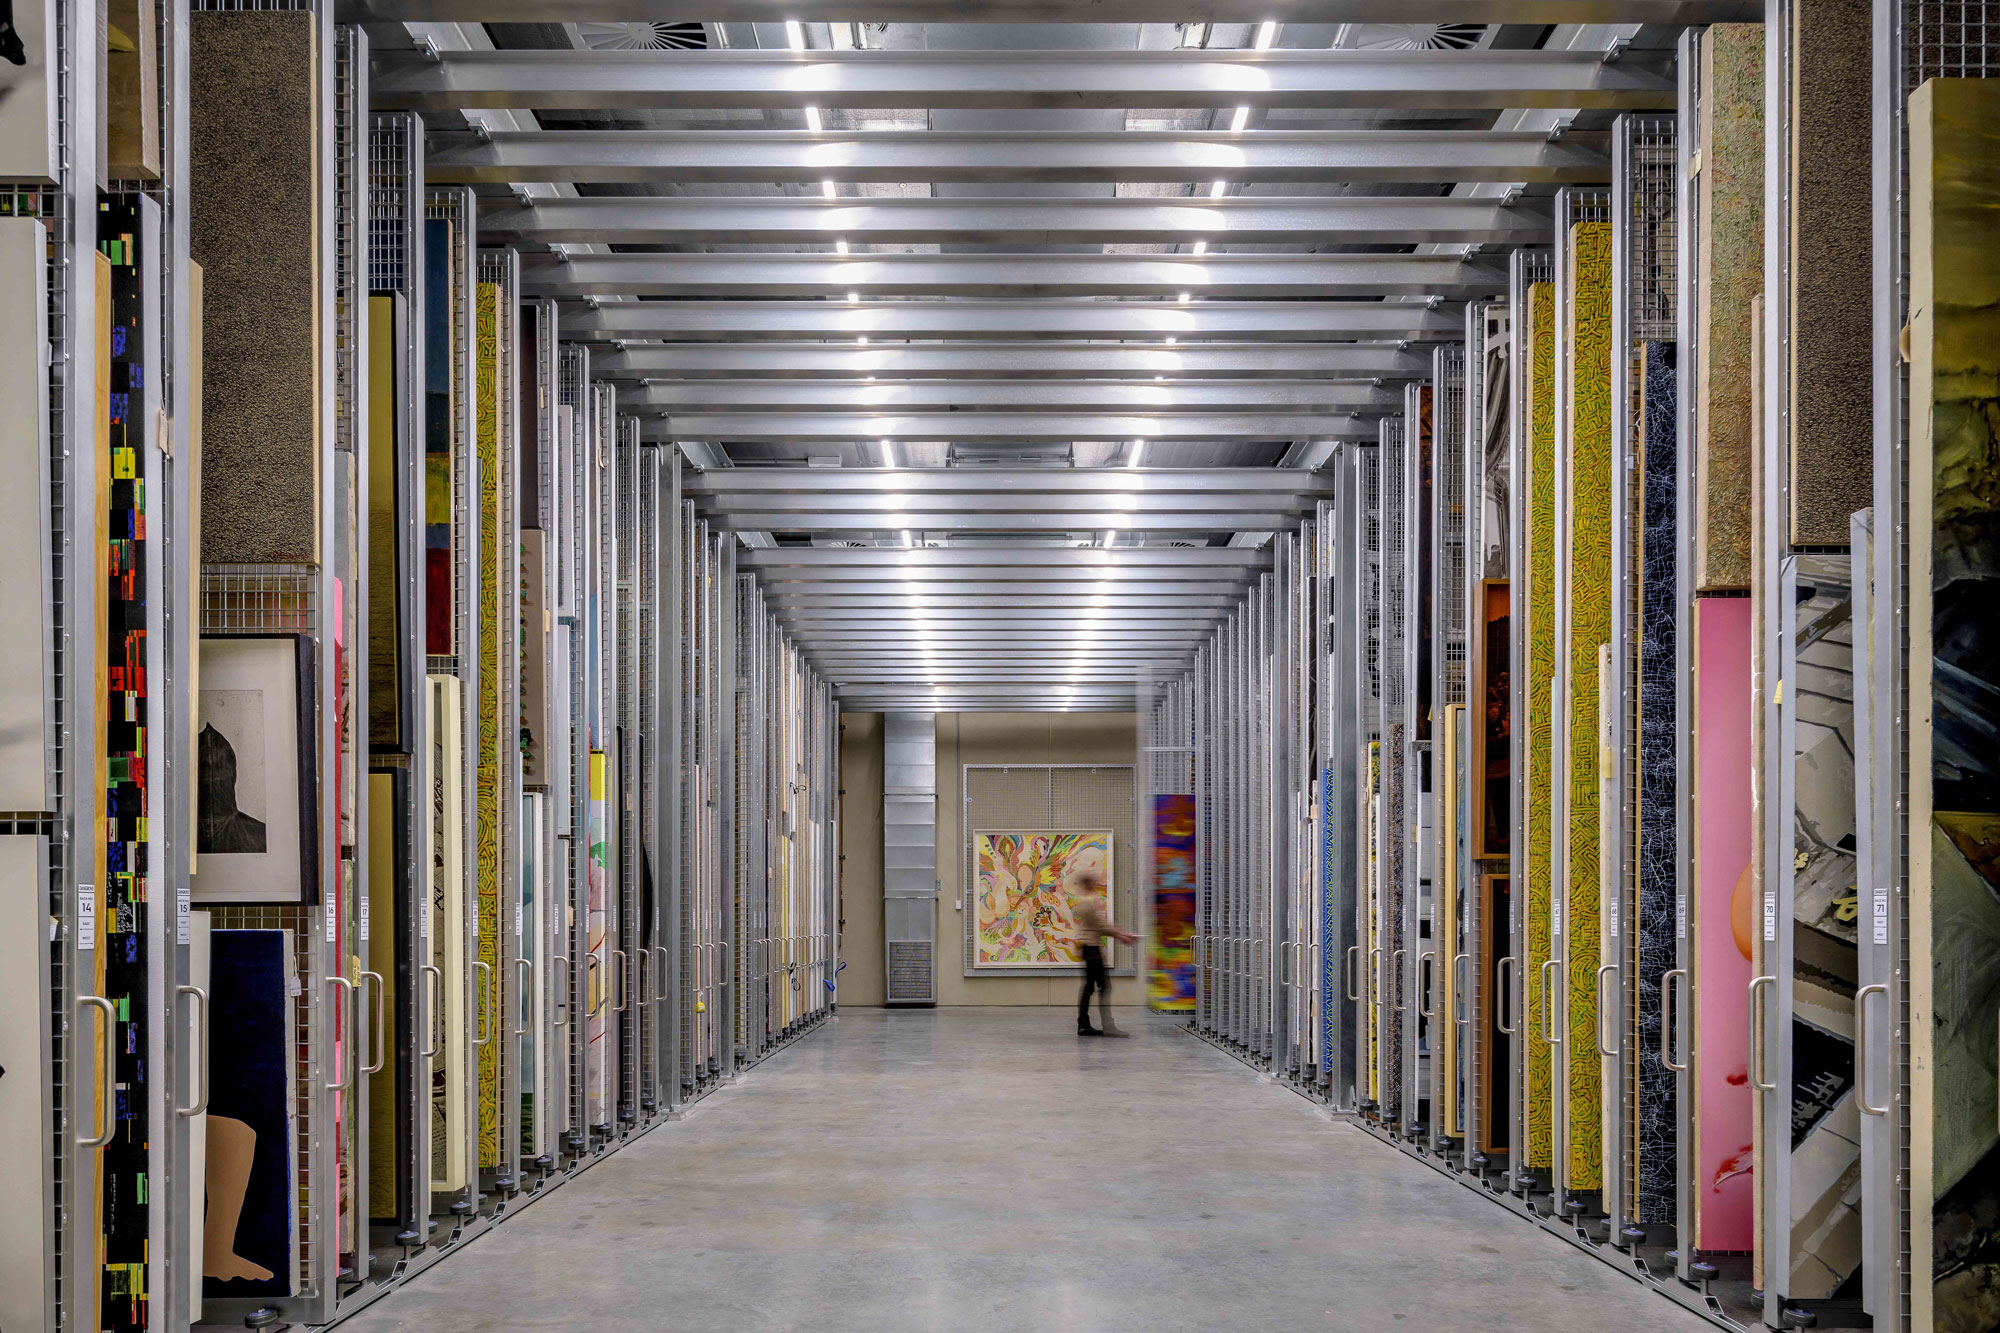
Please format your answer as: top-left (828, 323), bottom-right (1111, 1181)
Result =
top-left (821, 179), bottom-right (837, 198)
top-left (1230, 105), bottom-right (1251, 132)
top-left (847, 290), bottom-right (860, 303)
top-left (1100, 529), bottom-right (1117, 548)
top-left (1191, 240), bottom-right (1208, 255)
top-left (1128, 439), bottom-right (1148, 468)
top-left (784, 19), bottom-right (805, 46)
top-left (1165, 335), bottom-right (1177, 344)
top-left (857, 335), bottom-right (869, 344)
top-left (835, 239), bottom-right (849, 254)
top-left (1177, 292), bottom-right (1191, 304)
top-left (1255, 20), bottom-right (1279, 48)
top-left (878, 438), bottom-right (895, 466)
top-left (804, 106), bottom-right (823, 132)
top-left (1208, 179), bottom-right (1228, 199)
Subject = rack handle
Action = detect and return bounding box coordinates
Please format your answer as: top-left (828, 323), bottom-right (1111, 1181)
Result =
top-left (472, 960), bottom-right (494, 1048)
top-left (653, 946), bottom-right (670, 1002)
top-left (1540, 960), bottom-right (1560, 1048)
top-left (1855, 983), bottom-right (1888, 1117)
top-left (176, 985), bottom-right (209, 1118)
top-left (1594, 964), bottom-right (1619, 1057)
top-left (1659, 968), bottom-right (1687, 1072)
top-left (551, 955), bottom-right (570, 1028)
top-left (77, 994), bottom-right (117, 1147)
top-left (586, 952), bottom-right (603, 1017)
top-left (1496, 957), bottom-right (1516, 1035)
top-left (1345, 945), bottom-right (1361, 1001)
top-left (1368, 947), bottom-right (1382, 1006)
top-left (1748, 975), bottom-right (1778, 1092)
top-left (1451, 953), bottom-right (1469, 1025)
top-left (361, 970), bottom-right (387, 1075)
top-left (614, 949), bottom-right (631, 1013)
top-left (514, 958), bottom-right (534, 1037)
top-left (327, 975), bottom-right (356, 1090)
top-left (420, 964), bottom-right (443, 1057)
top-left (1391, 948), bottom-right (1407, 1013)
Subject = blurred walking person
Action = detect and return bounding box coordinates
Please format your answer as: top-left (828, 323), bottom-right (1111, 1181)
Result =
top-left (1074, 871), bottom-right (1138, 1038)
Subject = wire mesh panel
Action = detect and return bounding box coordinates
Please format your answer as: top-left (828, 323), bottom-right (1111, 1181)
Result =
top-left (1377, 414), bottom-right (1408, 1128)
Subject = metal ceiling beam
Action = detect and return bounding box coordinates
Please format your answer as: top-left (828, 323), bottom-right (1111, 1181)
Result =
top-left (561, 299), bottom-right (1461, 344)
top-left (353, 2), bottom-right (1753, 25)
top-left (373, 48), bottom-right (1675, 113)
top-left (595, 342), bottom-right (1433, 381)
top-left (432, 129), bottom-right (1613, 188)
top-left (688, 468), bottom-right (1331, 496)
top-left (478, 195), bottom-right (1554, 247)
top-left (647, 412), bottom-right (1366, 442)
top-left (736, 546), bottom-right (1271, 570)
top-left (776, 609), bottom-right (1218, 622)
top-left (756, 572), bottom-right (1256, 588)
top-left (716, 512), bottom-right (1302, 531)
top-left (625, 379), bottom-right (1403, 414)
top-left (759, 593), bottom-right (1241, 608)
top-left (522, 252), bottom-right (1509, 301)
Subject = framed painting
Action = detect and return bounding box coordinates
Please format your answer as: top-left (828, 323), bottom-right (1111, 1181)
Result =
top-left (192, 634), bottom-right (318, 905)
top-left (972, 829), bottom-right (1112, 969)
top-left (1478, 872), bottom-right (1512, 1157)
top-left (1471, 578), bottom-right (1511, 859)
top-left (0, 0), bottom-right (58, 182)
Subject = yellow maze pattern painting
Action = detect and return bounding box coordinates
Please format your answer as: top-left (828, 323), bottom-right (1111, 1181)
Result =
top-left (1525, 280), bottom-right (1556, 1173)
top-left (1565, 222), bottom-right (1613, 1190)
top-left (475, 282), bottom-right (502, 1169)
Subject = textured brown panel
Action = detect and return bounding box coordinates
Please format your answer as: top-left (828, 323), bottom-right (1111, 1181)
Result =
top-left (1694, 23), bottom-right (1762, 592)
top-left (190, 10), bottom-right (319, 564)
top-left (105, 0), bottom-right (160, 180)
top-left (1788, 0), bottom-right (1873, 546)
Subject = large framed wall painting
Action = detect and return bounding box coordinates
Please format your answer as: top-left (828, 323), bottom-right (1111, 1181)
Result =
top-left (1911, 77), bottom-right (2000, 1330)
top-left (193, 634), bottom-right (318, 905)
top-left (972, 830), bottom-right (1113, 969)
top-left (0, 0), bottom-right (59, 181)
top-left (1478, 871), bottom-right (1512, 1157)
top-left (1148, 794), bottom-right (1195, 1011)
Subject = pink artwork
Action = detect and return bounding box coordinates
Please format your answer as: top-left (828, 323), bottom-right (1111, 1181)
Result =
top-left (1694, 595), bottom-right (1755, 1251)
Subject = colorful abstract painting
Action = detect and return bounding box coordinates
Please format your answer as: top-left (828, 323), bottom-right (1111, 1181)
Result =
top-left (1911, 77), bottom-right (2000, 1330)
top-left (1524, 279), bottom-right (1557, 1174)
top-left (1149, 795), bottom-right (1196, 1011)
top-left (1564, 221), bottom-right (1613, 1191)
top-left (423, 217), bottom-right (453, 656)
top-left (973, 830), bottom-right (1113, 968)
top-left (99, 197), bottom-right (153, 1330)
top-left (586, 751), bottom-right (610, 1126)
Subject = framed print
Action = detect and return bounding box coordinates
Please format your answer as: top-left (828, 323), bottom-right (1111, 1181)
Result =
top-left (0, 0), bottom-right (58, 182)
top-left (1471, 578), bottom-right (1511, 859)
top-left (971, 829), bottom-right (1112, 969)
top-left (193, 633), bottom-right (318, 905)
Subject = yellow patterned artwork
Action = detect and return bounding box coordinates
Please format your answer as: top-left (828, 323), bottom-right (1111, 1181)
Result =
top-left (474, 282), bottom-right (502, 1169)
top-left (972, 830), bottom-right (1112, 967)
top-left (1525, 280), bottom-right (1556, 1173)
top-left (1564, 222), bottom-right (1613, 1191)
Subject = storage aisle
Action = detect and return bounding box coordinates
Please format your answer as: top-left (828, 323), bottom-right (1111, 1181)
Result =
top-left (341, 1009), bottom-right (1708, 1333)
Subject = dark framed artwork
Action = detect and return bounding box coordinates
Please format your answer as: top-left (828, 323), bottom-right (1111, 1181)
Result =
top-left (192, 633), bottom-right (319, 905)
top-left (1471, 578), bottom-right (1512, 859)
top-left (1479, 871), bottom-right (1513, 1157)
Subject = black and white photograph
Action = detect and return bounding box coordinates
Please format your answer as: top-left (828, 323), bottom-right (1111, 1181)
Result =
top-left (192, 634), bottom-right (317, 905)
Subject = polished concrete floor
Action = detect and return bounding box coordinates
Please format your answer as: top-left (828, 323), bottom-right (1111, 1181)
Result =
top-left (345, 1008), bottom-right (1710, 1332)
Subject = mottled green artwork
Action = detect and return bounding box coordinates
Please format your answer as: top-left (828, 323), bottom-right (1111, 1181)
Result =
top-left (1565, 222), bottom-right (1613, 1191)
top-left (1525, 280), bottom-right (1557, 1173)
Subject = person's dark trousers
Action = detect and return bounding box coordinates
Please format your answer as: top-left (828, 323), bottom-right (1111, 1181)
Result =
top-left (1077, 944), bottom-right (1108, 1032)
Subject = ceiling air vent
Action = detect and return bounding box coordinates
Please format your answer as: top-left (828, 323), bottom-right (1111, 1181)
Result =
top-left (575, 21), bottom-right (709, 50)
top-left (1344, 23), bottom-right (1487, 51)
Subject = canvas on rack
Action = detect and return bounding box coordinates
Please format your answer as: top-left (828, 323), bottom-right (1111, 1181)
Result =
top-left (0, 835), bottom-right (51, 1333)
top-left (0, 0), bottom-right (58, 180)
top-left (0, 217), bottom-right (51, 813)
top-left (1691, 595), bottom-right (1755, 1251)
top-left (105, 0), bottom-right (160, 179)
top-left (424, 217), bottom-right (455, 656)
top-left (427, 674), bottom-right (469, 1194)
top-left (972, 830), bottom-right (1113, 968)
top-left (1909, 76), bottom-right (2000, 1332)
top-left (1148, 794), bottom-right (1196, 1011)
top-left (203, 929), bottom-right (300, 1301)
top-left (192, 634), bottom-right (318, 905)
top-left (366, 770), bottom-right (405, 1223)
top-left (190, 9), bottom-right (320, 565)
top-left (367, 294), bottom-right (408, 752)
top-left (1523, 278), bottom-right (1557, 1176)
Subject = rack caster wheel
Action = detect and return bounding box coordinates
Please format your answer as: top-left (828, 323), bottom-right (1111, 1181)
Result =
top-left (1620, 1224), bottom-right (1647, 1246)
top-left (244, 1308), bottom-right (282, 1329)
top-left (532, 1154), bottom-right (554, 1171)
top-left (494, 1176), bottom-right (518, 1194)
top-left (449, 1198), bottom-right (475, 1216)
top-left (1779, 1308), bottom-right (1817, 1328)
